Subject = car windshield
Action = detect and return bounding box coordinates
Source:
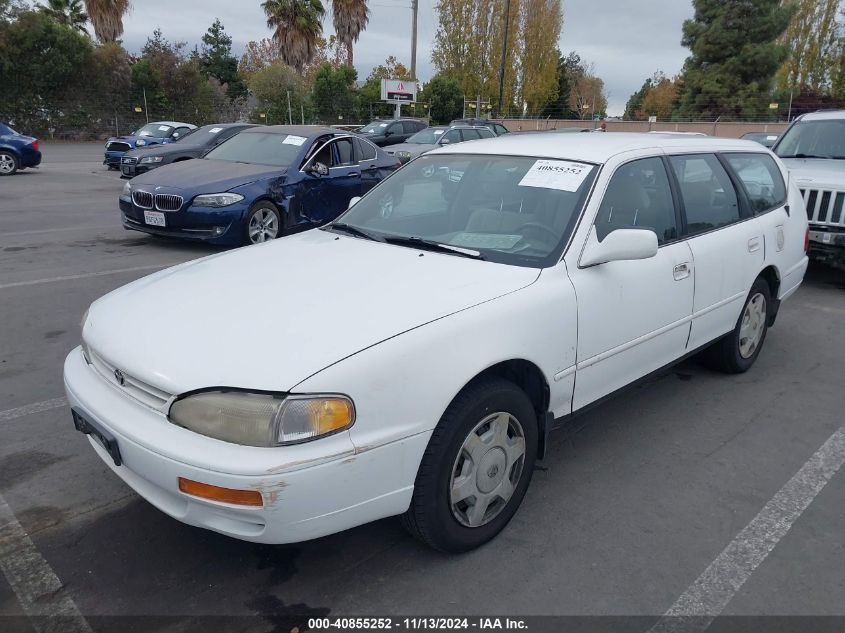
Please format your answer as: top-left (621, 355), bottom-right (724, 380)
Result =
top-left (333, 154), bottom-right (598, 268)
top-left (136, 123), bottom-right (175, 138)
top-left (406, 129), bottom-right (447, 144)
top-left (775, 120), bottom-right (845, 159)
top-left (360, 121), bottom-right (389, 134)
top-left (203, 132), bottom-right (304, 167)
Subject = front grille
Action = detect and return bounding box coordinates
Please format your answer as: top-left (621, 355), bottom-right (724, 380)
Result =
top-left (87, 347), bottom-right (173, 412)
top-left (121, 156), bottom-right (138, 165)
top-left (107, 141), bottom-right (131, 152)
top-left (799, 188), bottom-right (845, 227)
top-left (132, 190), bottom-right (153, 209)
top-left (155, 194), bottom-right (183, 212)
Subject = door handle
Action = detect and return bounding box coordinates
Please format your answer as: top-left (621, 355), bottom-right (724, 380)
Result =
top-left (673, 262), bottom-right (691, 281)
top-left (748, 237), bottom-right (761, 253)
top-left (345, 172), bottom-right (361, 177)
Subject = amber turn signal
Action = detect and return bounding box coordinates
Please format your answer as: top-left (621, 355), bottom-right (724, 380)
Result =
top-left (178, 477), bottom-right (263, 507)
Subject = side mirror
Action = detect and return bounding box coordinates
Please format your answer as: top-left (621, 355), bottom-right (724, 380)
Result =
top-left (348, 196), bottom-right (361, 209)
top-left (580, 228), bottom-right (658, 267)
top-left (384, 129), bottom-right (393, 137)
top-left (310, 162), bottom-right (329, 177)
top-left (440, 138), bottom-right (452, 145)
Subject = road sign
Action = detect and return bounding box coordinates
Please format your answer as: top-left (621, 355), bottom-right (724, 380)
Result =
top-left (648, 115), bottom-right (657, 123)
top-left (381, 78), bottom-right (417, 103)
top-left (769, 103), bottom-right (779, 109)
top-left (593, 113), bottom-right (601, 121)
top-left (134, 106), bottom-right (142, 113)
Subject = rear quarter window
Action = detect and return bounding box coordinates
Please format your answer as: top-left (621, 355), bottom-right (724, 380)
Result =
top-left (723, 153), bottom-right (787, 214)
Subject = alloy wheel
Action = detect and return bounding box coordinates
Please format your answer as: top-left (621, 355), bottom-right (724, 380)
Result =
top-left (248, 208), bottom-right (279, 243)
top-left (0, 153), bottom-right (16, 175)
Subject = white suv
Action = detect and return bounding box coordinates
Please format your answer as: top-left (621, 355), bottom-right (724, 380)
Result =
top-left (64, 133), bottom-right (809, 553)
top-left (774, 109), bottom-right (845, 270)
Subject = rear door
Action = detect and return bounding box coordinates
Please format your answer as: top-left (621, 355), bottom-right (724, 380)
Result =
top-left (668, 153), bottom-right (765, 350)
top-left (355, 138), bottom-right (382, 195)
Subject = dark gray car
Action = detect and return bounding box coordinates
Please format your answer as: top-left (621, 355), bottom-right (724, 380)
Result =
top-left (384, 126), bottom-right (495, 163)
top-left (356, 118), bottom-right (427, 147)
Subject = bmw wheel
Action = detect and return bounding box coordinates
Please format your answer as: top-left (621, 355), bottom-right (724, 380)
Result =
top-left (402, 377), bottom-right (538, 553)
top-left (0, 152), bottom-right (18, 176)
top-left (245, 202), bottom-right (281, 245)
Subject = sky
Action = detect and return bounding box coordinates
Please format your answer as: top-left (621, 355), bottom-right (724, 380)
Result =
top-left (114, 0), bottom-right (695, 117)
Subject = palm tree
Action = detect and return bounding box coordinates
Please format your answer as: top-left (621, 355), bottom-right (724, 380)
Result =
top-left (262, 0), bottom-right (325, 74)
top-left (84, 0), bottom-right (130, 43)
top-left (40, 0), bottom-right (89, 34)
top-left (331, 0), bottom-right (369, 67)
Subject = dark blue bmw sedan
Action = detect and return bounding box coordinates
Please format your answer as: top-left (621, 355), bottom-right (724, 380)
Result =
top-left (0, 122), bottom-right (41, 176)
top-left (119, 126), bottom-right (400, 246)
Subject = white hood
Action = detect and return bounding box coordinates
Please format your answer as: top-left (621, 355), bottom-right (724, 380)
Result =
top-left (84, 229), bottom-right (540, 395)
top-left (781, 157), bottom-right (845, 190)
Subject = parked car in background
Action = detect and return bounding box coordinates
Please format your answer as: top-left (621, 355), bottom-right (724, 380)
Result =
top-left (69, 133), bottom-right (807, 555)
top-left (449, 118), bottom-right (510, 136)
top-left (120, 123), bottom-right (258, 178)
top-left (104, 121), bottom-right (196, 169)
top-left (0, 121), bottom-right (41, 176)
top-left (741, 132), bottom-right (779, 148)
top-left (774, 110), bottom-right (845, 270)
top-left (385, 125), bottom-right (495, 164)
top-left (356, 118), bottom-right (427, 146)
top-left (120, 126), bottom-right (399, 246)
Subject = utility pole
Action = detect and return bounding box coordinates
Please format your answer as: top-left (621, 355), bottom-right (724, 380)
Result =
top-left (787, 88), bottom-right (794, 122)
top-left (497, 0), bottom-right (512, 117)
top-left (142, 88), bottom-right (150, 124)
top-left (301, 103), bottom-right (305, 125)
top-left (410, 0), bottom-right (418, 82)
top-left (287, 91), bottom-right (293, 125)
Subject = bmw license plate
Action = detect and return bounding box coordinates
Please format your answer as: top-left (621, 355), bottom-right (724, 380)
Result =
top-left (144, 210), bottom-right (166, 227)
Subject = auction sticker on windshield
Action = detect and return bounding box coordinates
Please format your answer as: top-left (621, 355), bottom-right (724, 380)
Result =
top-left (518, 159), bottom-right (593, 192)
top-left (282, 135), bottom-right (307, 146)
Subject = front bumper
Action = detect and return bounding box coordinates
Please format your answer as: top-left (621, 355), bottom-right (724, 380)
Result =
top-left (63, 347), bottom-right (421, 544)
top-left (104, 150), bottom-right (126, 167)
top-left (808, 228), bottom-right (845, 269)
top-left (120, 159), bottom-right (155, 179)
top-left (119, 195), bottom-right (245, 245)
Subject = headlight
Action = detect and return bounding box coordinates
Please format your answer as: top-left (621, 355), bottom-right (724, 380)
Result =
top-left (168, 391), bottom-right (355, 447)
top-left (135, 139), bottom-right (146, 146)
top-left (396, 151), bottom-right (411, 158)
top-left (140, 156), bottom-right (164, 164)
top-left (193, 193), bottom-right (245, 208)
top-left (122, 182), bottom-right (132, 196)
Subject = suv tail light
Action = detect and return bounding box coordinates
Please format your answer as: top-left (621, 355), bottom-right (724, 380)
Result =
top-left (804, 228), bottom-right (810, 253)
top-left (31, 140), bottom-right (39, 151)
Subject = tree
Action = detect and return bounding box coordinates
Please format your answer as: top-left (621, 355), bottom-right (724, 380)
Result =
top-left (624, 78), bottom-right (651, 120)
top-left (542, 51), bottom-right (575, 118)
top-left (200, 18), bottom-right (246, 99)
top-left (358, 56), bottom-right (412, 118)
top-left (331, 0), bottom-right (369, 67)
top-left (519, 0), bottom-right (562, 114)
top-left (247, 61), bottom-right (311, 124)
top-left (777, 0), bottom-right (842, 94)
top-left (674, 0), bottom-right (793, 120)
top-left (83, 0), bottom-right (130, 43)
top-left (570, 68), bottom-right (607, 119)
top-left (311, 62), bottom-right (358, 122)
top-left (625, 71), bottom-right (679, 121)
top-left (419, 73), bottom-right (463, 123)
top-left (38, 0), bottom-right (88, 34)
top-left (1, 0), bottom-right (26, 21)
top-left (262, 0), bottom-right (325, 73)
top-left (239, 38), bottom-right (282, 80)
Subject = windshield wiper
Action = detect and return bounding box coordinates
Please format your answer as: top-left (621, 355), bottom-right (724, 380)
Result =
top-left (383, 235), bottom-right (485, 260)
top-left (325, 223), bottom-right (385, 242)
top-left (778, 153), bottom-right (829, 159)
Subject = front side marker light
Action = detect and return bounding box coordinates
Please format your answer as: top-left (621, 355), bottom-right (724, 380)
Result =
top-left (178, 477), bottom-right (263, 507)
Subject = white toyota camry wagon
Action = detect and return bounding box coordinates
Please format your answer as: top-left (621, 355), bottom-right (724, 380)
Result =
top-left (64, 133), bottom-right (809, 552)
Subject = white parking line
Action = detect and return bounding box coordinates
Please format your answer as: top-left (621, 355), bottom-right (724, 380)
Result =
top-left (649, 424), bottom-right (845, 633)
top-left (0, 398), bottom-right (68, 423)
top-left (0, 263), bottom-right (175, 290)
top-left (0, 226), bottom-right (113, 238)
top-left (0, 493), bottom-right (94, 633)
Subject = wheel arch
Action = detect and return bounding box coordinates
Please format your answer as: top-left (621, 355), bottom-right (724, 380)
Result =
top-left (758, 265), bottom-right (782, 326)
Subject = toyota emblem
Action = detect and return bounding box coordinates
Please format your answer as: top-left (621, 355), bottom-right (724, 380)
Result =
top-left (114, 369), bottom-right (125, 386)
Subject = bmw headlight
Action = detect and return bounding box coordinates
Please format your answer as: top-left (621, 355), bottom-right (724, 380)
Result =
top-left (395, 151), bottom-right (411, 159)
top-left (193, 193), bottom-right (245, 208)
top-left (122, 181), bottom-right (132, 196)
top-left (135, 139), bottom-right (146, 146)
top-left (140, 156), bottom-right (164, 164)
top-left (168, 391), bottom-right (355, 447)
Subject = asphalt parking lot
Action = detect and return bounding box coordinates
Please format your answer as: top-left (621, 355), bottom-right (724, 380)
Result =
top-left (1, 142), bottom-right (844, 633)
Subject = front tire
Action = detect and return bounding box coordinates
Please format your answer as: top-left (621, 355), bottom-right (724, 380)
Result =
top-left (402, 377), bottom-right (538, 553)
top-left (0, 151), bottom-right (19, 176)
top-left (704, 278), bottom-right (771, 374)
top-left (244, 201), bottom-right (281, 245)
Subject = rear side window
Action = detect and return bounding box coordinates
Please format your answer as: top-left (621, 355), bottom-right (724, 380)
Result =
top-left (669, 154), bottom-right (741, 236)
top-left (442, 129), bottom-right (462, 143)
top-left (723, 153), bottom-right (786, 214)
top-left (333, 138), bottom-right (356, 166)
top-left (355, 138), bottom-right (377, 161)
top-left (595, 157), bottom-right (678, 245)
top-left (461, 129), bottom-right (483, 140)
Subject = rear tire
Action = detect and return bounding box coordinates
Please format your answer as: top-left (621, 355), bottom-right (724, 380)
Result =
top-left (401, 377), bottom-right (538, 553)
top-left (0, 151), bottom-right (18, 176)
top-left (703, 278), bottom-right (771, 374)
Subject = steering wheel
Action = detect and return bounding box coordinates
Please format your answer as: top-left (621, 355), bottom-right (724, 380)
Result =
top-left (515, 222), bottom-right (559, 243)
